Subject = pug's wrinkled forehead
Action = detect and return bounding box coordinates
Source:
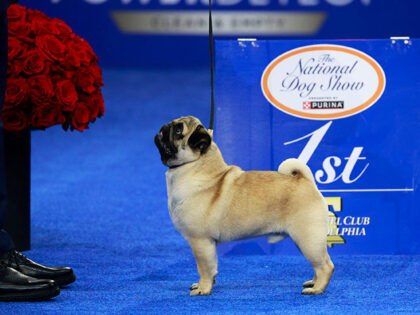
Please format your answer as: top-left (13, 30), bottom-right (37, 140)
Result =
top-left (168, 116), bottom-right (212, 155)
top-left (171, 116), bottom-right (204, 135)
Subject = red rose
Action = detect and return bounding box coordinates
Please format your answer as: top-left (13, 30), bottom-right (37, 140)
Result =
top-left (6, 61), bottom-right (14, 77)
top-left (16, 61), bottom-right (26, 76)
top-left (31, 18), bottom-right (55, 36)
top-left (79, 39), bottom-right (97, 62)
top-left (57, 68), bottom-right (76, 81)
top-left (63, 47), bottom-right (81, 71)
top-left (4, 78), bottom-right (28, 107)
top-left (71, 102), bottom-right (90, 131)
top-left (81, 95), bottom-right (98, 122)
top-left (8, 59), bottom-right (25, 78)
top-left (1, 109), bottom-right (28, 131)
top-left (80, 91), bottom-right (104, 122)
top-left (8, 37), bottom-right (24, 60)
top-left (98, 94), bottom-right (104, 117)
top-left (35, 35), bottom-right (67, 62)
top-left (31, 103), bottom-right (66, 129)
top-left (88, 63), bottom-right (104, 86)
top-left (23, 50), bottom-right (47, 75)
top-left (70, 38), bottom-right (96, 67)
top-left (55, 80), bottom-right (78, 111)
top-left (48, 64), bottom-right (66, 78)
top-left (76, 46), bottom-right (92, 67)
top-left (27, 9), bottom-right (50, 24)
top-left (27, 75), bottom-right (54, 106)
top-left (51, 18), bottom-right (74, 40)
top-left (74, 70), bottom-right (96, 94)
top-left (8, 5), bottom-right (33, 42)
top-left (8, 20), bottom-right (33, 43)
top-left (7, 4), bottom-right (27, 24)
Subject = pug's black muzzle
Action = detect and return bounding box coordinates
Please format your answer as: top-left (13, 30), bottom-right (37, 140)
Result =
top-left (154, 124), bottom-right (178, 164)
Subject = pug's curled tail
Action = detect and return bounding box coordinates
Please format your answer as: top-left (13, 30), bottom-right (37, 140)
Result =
top-left (278, 158), bottom-right (315, 183)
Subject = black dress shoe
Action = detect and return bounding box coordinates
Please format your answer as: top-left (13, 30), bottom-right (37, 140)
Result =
top-left (0, 263), bottom-right (60, 301)
top-left (0, 250), bottom-right (76, 287)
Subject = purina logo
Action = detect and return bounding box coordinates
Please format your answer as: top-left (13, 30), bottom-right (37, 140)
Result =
top-left (261, 44), bottom-right (386, 120)
top-left (303, 101), bottom-right (344, 110)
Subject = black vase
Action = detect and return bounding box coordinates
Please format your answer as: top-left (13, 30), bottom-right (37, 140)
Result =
top-left (3, 129), bottom-right (30, 251)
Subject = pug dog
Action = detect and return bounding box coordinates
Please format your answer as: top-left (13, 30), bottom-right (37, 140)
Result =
top-left (154, 116), bottom-right (334, 296)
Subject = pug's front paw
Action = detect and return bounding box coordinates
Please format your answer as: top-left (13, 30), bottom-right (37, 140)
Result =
top-left (189, 283), bottom-right (199, 290)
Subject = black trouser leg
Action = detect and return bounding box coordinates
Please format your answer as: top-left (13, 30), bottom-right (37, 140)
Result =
top-left (0, 9), bottom-right (15, 254)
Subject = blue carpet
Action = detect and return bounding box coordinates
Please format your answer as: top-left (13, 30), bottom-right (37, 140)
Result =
top-left (0, 68), bottom-right (419, 314)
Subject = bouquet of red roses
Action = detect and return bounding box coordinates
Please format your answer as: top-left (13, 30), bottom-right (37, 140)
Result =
top-left (2, 4), bottom-right (104, 132)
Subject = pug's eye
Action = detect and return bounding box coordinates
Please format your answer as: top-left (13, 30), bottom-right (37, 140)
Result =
top-left (174, 123), bottom-right (183, 136)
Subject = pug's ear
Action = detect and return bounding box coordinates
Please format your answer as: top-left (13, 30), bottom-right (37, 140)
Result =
top-left (188, 125), bottom-right (211, 154)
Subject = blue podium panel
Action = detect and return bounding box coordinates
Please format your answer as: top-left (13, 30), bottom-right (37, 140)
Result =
top-left (214, 39), bottom-right (420, 255)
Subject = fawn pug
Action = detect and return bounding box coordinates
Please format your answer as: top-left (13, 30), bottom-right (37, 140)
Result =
top-left (154, 116), bottom-right (334, 296)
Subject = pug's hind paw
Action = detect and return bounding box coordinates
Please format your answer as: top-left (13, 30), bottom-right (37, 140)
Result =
top-left (190, 287), bottom-right (212, 296)
top-left (301, 287), bottom-right (324, 295)
top-left (302, 280), bottom-right (315, 288)
top-left (190, 278), bottom-right (215, 291)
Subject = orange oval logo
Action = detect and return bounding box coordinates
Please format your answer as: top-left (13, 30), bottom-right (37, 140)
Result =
top-left (261, 44), bottom-right (386, 120)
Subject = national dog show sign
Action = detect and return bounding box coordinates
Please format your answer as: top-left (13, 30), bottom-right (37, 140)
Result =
top-left (215, 39), bottom-right (419, 255)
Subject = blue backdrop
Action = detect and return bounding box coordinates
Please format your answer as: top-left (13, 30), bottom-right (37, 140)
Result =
top-left (16, 0), bottom-right (420, 66)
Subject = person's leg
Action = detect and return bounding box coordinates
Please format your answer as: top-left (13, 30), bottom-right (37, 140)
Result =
top-left (0, 129), bottom-right (15, 253)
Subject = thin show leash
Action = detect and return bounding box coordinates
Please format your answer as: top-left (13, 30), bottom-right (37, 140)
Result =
top-left (208, 0), bottom-right (215, 132)
top-left (169, 12), bottom-right (214, 170)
